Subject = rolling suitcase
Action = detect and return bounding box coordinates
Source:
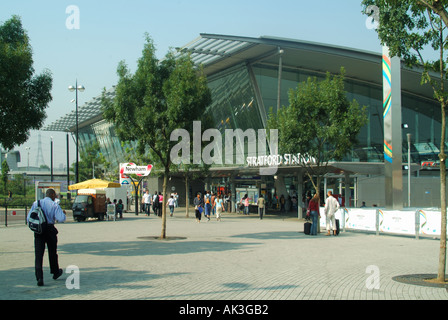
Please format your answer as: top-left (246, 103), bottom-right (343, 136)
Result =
top-left (304, 219), bottom-right (311, 235)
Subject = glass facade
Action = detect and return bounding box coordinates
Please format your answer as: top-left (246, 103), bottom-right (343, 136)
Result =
top-left (76, 58), bottom-right (443, 174)
top-left (69, 36), bottom-right (444, 178)
top-left (44, 34), bottom-right (447, 209)
top-left (206, 64), bottom-right (264, 133)
top-left (250, 63), bottom-right (444, 167)
top-left (79, 119), bottom-right (137, 168)
top-left (204, 63), bottom-right (264, 165)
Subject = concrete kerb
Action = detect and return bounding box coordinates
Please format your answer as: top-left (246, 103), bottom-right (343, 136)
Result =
top-left (0, 206), bottom-right (447, 300)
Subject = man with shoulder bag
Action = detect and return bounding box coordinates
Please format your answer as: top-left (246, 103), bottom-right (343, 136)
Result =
top-left (27, 188), bottom-right (66, 286)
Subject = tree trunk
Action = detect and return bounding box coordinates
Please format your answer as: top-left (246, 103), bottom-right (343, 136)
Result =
top-left (185, 174), bottom-right (190, 218)
top-left (160, 169), bottom-right (168, 239)
top-left (418, 0), bottom-right (448, 31)
top-left (316, 175), bottom-right (321, 234)
top-left (437, 30), bottom-right (447, 282)
top-left (438, 99), bottom-right (447, 283)
top-left (439, 162), bottom-right (447, 282)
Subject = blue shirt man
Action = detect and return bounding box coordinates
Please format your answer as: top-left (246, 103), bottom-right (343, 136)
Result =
top-left (27, 188), bottom-right (66, 286)
top-left (27, 193), bottom-right (66, 224)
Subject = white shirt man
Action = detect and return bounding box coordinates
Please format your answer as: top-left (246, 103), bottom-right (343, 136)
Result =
top-left (143, 191), bottom-right (151, 215)
top-left (324, 191), bottom-right (340, 236)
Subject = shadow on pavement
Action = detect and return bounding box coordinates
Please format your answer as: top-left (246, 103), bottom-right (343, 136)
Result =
top-left (0, 266), bottom-right (189, 300)
top-left (59, 239), bottom-right (262, 257)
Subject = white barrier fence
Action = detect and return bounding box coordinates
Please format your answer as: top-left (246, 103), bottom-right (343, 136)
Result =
top-left (319, 207), bottom-right (448, 238)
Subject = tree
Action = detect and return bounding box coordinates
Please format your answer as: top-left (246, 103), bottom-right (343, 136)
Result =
top-left (102, 34), bottom-right (212, 239)
top-left (267, 68), bottom-right (367, 201)
top-left (170, 162), bottom-right (210, 218)
top-left (362, 0), bottom-right (447, 284)
top-left (1, 160), bottom-right (9, 194)
top-left (0, 16), bottom-right (53, 150)
top-left (72, 142), bottom-right (110, 182)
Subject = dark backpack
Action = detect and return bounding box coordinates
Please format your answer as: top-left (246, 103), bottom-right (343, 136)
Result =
top-left (28, 200), bottom-right (48, 234)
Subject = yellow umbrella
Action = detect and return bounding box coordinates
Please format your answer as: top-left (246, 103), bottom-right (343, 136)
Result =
top-left (68, 179), bottom-right (121, 190)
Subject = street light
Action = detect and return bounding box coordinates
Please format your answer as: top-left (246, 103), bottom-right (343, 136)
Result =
top-left (66, 130), bottom-right (70, 196)
top-left (68, 81), bottom-right (85, 183)
top-left (50, 136), bottom-right (53, 182)
top-left (25, 147), bottom-right (30, 172)
top-left (407, 133), bottom-right (412, 207)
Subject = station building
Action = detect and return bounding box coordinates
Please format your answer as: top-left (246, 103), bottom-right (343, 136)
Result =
top-left (44, 34), bottom-right (445, 211)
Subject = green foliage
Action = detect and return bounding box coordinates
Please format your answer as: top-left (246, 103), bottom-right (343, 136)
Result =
top-left (267, 68), bottom-right (367, 192)
top-left (72, 142), bottom-right (110, 181)
top-left (101, 34), bottom-right (212, 237)
top-left (101, 34), bottom-right (212, 171)
top-left (5, 174), bottom-right (32, 196)
top-left (268, 68), bottom-right (367, 167)
top-left (1, 160), bottom-right (9, 193)
top-left (0, 16), bottom-right (53, 150)
top-left (362, 0), bottom-right (447, 98)
top-left (362, 0), bottom-right (448, 282)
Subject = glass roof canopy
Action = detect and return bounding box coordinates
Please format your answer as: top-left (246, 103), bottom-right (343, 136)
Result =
top-left (43, 34), bottom-right (258, 133)
top-left (43, 86), bottom-right (115, 132)
top-left (175, 34), bottom-right (256, 67)
top-left (43, 33), bottom-right (436, 133)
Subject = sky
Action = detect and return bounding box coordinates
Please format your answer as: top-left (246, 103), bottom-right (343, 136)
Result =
top-left (0, 0), bottom-right (382, 170)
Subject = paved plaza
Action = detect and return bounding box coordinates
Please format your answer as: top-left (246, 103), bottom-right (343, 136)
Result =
top-left (0, 207), bottom-right (447, 302)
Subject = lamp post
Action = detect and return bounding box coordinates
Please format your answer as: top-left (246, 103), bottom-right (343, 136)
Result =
top-left (66, 131), bottom-right (70, 195)
top-left (407, 133), bottom-right (412, 207)
top-left (68, 81), bottom-right (85, 183)
top-left (25, 147), bottom-right (30, 172)
top-left (50, 136), bottom-right (53, 182)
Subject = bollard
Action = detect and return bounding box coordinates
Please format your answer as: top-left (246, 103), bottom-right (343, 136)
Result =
top-left (415, 209), bottom-right (420, 240)
top-left (375, 209), bottom-right (379, 236)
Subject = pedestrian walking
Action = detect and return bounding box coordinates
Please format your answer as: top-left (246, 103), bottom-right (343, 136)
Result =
top-left (211, 193), bottom-right (216, 216)
top-left (280, 194), bottom-right (285, 212)
top-left (306, 193), bottom-right (320, 236)
top-left (143, 190), bottom-right (152, 216)
top-left (158, 192), bottom-right (163, 217)
top-left (167, 195), bottom-right (176, 216)
top-left (224, 193), bottom-right (230, 212)
top-left (243, 194), bottom-right (250, 215)
top-left (204, 197), bottom-right (211, 221)
top-left (26, 188), bottom-right (66, 286)
top-left (153, 191), bottom-right (159, 216)
top-left (194, 192), bottom-right (204, 223)
top-left (116, 199), bottom-right (124, 219)
top-left (174, 192), bottom-right (179, 208)
top-left (324, 190), bottom-right (340, 236)
top-left (214, 194), bottom-right (224, 221)
top-left (257, 195), bottom-right (265, 219)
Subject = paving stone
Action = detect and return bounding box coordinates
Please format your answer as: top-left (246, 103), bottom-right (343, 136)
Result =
top-left (0, 208), bottom-right (447, 300)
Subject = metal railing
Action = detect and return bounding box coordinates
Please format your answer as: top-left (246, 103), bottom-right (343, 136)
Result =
top-left (0, 199), bottom-right (74, 227)
top-left (1, 201), bottom-right (28, 227)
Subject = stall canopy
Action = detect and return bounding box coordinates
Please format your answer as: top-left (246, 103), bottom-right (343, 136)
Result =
top-left (68, 179), bottom-right (121, 190)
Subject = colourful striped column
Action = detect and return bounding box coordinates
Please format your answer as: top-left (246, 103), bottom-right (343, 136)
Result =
top-left (382, 46), bottom-right (403, 209)
top-left (382, 49), bottom-right (393, 164)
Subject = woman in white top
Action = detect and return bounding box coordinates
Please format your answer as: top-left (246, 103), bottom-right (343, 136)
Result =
top-left (214, 194), bottom-right (225, 221)
top-left (167, 195), bottom-right (176, 217)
